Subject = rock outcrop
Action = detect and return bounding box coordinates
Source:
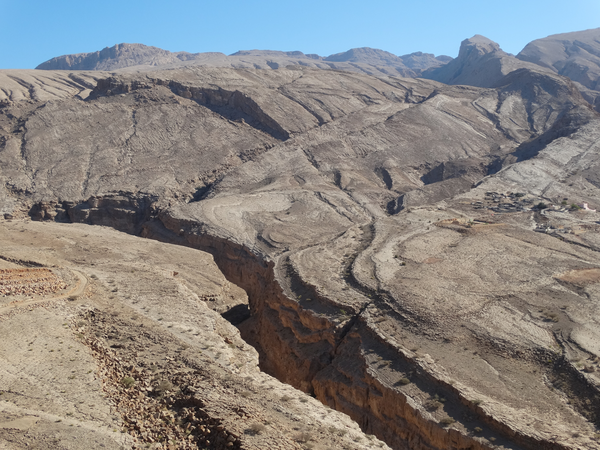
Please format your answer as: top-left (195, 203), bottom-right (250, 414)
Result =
top-left (422, 35), bottom-right (546, 88)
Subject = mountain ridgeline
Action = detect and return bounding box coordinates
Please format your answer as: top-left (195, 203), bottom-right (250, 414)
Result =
top-left (34, 29), bottom-right (600, 112)
top-left (35, 43), bottom-right (451, 78)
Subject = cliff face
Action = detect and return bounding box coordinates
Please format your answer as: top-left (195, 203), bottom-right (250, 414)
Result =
top-left (22, 187), bottom-right (600, 449)
top-left (0, 219), bottom-right (394, 450)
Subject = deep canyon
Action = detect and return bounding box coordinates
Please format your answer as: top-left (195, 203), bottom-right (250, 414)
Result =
top-left (3, 29), bottom-right (600, 450)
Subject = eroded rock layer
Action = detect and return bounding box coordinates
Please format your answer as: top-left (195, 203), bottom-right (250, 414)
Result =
top-left (2, 45), bottom-right (600, 450)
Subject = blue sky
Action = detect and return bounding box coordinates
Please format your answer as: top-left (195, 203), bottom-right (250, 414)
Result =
top-left (1, 0), bottom-right (599, 69)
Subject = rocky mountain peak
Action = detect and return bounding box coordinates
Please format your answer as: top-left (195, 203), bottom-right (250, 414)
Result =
top-left (457, 34), bottom-right (503, 58)
top-left (420, 34), bottom-right (557, 88)
top-left (35, 43), bottom-right (205, 71)
top-left (324, 47), bottom-right (406, 66)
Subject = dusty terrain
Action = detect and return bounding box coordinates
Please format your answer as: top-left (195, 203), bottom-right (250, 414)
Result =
top-left (0, 219), bottom-right (388, 450)
top-left (2, 30), bottom-right (600, 450)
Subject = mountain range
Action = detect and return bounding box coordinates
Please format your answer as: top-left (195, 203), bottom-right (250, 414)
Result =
top-left (33, 28), bottom-right (600, 112)
top-left (2, 27), bottom-right (600, 450)
top-left (35, 42), bottom-right (451, 78)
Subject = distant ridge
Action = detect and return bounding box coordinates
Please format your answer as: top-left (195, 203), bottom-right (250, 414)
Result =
top-left (35, 43), bottom-right (452, 77)
top-left (35, 43), bottom-right (225, 71)
top-left (324, 47), bottom-right (449, 71)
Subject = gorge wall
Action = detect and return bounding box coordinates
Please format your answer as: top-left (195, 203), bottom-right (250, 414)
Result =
top-left (20, 193), bottom-right (592, 450)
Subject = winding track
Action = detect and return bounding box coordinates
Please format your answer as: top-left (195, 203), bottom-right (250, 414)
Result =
top-left (0, 269), bottom-right (88, 315)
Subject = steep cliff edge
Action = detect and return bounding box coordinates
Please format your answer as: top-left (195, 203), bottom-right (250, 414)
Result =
top-left (17, 191), bottom-right (600, 449)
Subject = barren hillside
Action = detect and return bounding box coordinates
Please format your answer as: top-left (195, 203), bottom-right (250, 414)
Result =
top-left (2, 31), bottom-right (600, 450)
top-left (35, 43), bottom-right (451, 78)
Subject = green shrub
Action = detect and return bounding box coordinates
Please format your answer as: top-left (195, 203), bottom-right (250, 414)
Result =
top-left (120, 376), bottom-right (135, 388)
top-left (248, 423), bottom-right (265, 435)
top-left (440, 417), bottom-right (455, 427)
top-left (426, 400), bottom-right (443, 411)
top-left (156, 380), bottom-right (173, 393)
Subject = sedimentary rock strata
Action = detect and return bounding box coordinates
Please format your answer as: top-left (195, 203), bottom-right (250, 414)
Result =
top-left (3, 30), bottom-right (600, 450)
top-left (0, 221), bottom-right (387, 450)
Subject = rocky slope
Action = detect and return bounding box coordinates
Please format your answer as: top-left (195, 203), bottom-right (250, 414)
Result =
top-left (3, 31), bottom-right (600, 450)
top-left (517, 28), bottom-right (600, 109)
top-left (0, 70), bottom-right (101, 103)
top-left (0, 220), bottom-right (387, 450)
top-left (422, 35), bottom-right (549, 88)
